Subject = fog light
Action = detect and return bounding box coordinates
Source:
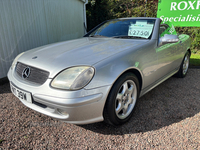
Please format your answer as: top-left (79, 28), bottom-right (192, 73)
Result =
top-left (57, 109), bottom-right (69, 117)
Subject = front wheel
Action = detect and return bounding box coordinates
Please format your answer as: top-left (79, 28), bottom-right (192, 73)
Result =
top-left (103, 73), bottom-right (140, 126)
top-left (176, 51), bottom-right (190, 78)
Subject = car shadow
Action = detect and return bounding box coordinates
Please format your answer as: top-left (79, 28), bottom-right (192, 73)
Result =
top-left (0, 78), bottom-right (11, 94)
top-left (79, 69), bottom-right (200, 135)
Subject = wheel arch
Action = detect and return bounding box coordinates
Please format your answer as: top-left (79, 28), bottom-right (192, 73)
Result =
top-left (120, 68), bottom-right (143, 92)
top-left (107, 67), bottom-right (143, 97)
top-left (187, 48), bottom-right (191, 56)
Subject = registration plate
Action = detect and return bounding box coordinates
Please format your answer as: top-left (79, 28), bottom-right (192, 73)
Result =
top-left (10, 83), bottom-right (32, 103)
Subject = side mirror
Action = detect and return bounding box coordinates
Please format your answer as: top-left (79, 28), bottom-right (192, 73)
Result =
top-left (159, 34), bottom-right (179, 46)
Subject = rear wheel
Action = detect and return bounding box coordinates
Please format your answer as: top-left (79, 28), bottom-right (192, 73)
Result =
top-left (176, 51), bottom-right (190, 78)
top-left (103, 73), bottom-right (140, 126)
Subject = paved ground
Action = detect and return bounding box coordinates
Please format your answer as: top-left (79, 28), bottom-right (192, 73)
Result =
top-left (0, 68), bottom-right (200, 149)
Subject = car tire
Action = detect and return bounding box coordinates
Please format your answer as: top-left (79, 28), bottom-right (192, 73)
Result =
top-left (103, 73), bottom-right (140, 126)
top-left (176, 51), bottom-right (190, 78)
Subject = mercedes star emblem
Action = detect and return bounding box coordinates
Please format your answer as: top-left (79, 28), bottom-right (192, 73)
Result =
top-left (22, 67), bottom-right (31, 79)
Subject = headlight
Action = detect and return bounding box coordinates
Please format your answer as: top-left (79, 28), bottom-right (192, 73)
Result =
top-left (11, 52), bottom-right (24, 70)
top-left (51, 66), bottom-right (95, 90)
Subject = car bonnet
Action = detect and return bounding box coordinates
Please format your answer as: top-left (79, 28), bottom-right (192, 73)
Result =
top-left (17, 37), bottom-right (149, 78)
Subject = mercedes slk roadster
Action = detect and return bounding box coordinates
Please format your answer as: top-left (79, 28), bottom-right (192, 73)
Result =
top-left (8, 17), bottom-right (191, 125)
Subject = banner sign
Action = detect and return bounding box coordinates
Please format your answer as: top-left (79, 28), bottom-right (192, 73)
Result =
top-left (157, 0), bottom-right (200, 27)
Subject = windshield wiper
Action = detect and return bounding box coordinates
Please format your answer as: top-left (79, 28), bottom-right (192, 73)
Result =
top-left (112, 35), bottom-right (147, 39)
top-left (89, 35), bottom-right (108, 37)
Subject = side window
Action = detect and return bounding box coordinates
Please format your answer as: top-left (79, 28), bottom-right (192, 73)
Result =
top-left (159, 25), bottom-right (167, 36)
top-left (160, 22), bottom-right (177, 37)
top-left (159, 24), bottom-right (170, 37)
top-left (158, 24), bottom-right (168, 46)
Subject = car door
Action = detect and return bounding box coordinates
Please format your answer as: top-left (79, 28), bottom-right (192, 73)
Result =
top-left (155, 24), bottom-right (181, 81)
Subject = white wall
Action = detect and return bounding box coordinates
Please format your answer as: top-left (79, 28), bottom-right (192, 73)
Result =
top-left (0, 0), bottom-right (85, 78)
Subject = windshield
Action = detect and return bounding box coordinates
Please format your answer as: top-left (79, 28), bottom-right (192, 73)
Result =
top-left (88, 19), bottom-right (156, 39)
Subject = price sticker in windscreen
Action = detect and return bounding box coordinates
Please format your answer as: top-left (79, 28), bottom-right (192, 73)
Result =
top-left (128, 24), bottom-right (154, 39)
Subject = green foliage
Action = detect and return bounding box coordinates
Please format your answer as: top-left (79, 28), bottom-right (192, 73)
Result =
top-left (87, 0), bottom-right (157, 30)
top-left (86, 0), bottom-right (200, 52)
top-left (190, 53), bottom-right (200, 66)
top-left (176, 27), bottom-right (200, 52)
top-left (108, 0), bottom-right (157, 18)
top-left (86, 0), bottom-right (110, 31)
top-left (189, 28), bottom-right (200, 52)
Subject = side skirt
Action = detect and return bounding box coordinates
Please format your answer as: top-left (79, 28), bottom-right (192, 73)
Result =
top-left (139, 68), bottom-right (179, 98)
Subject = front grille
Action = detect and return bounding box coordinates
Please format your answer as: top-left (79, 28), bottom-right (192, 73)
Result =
top-left (15, 62), bottom-right (49, 85)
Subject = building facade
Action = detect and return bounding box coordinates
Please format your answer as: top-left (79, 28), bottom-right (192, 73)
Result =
top-left (0, 0), bottom-right (88, 79)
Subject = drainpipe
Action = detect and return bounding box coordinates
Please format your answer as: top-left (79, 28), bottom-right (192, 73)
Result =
top-left (80, 0), bottom-right (88, 34)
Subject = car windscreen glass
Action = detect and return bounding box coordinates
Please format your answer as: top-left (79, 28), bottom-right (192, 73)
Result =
top-left (88, 19), bottom-right (156, 39)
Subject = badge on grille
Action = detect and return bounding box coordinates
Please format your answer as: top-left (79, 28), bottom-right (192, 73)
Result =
top-left (22, 67), bottom-right (31, 79)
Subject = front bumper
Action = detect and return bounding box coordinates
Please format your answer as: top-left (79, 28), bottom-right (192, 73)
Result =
top-left (8, 68), bottom-right (111, 124)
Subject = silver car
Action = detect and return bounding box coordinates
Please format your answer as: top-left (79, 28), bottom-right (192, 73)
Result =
top-left (7, 17), bottom-right (191, 125)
